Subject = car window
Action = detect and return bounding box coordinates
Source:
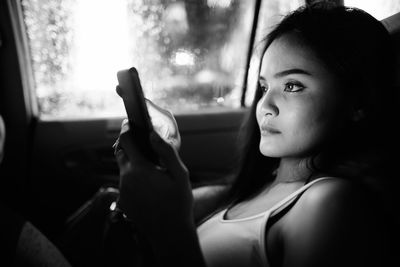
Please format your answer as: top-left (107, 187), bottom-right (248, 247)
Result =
top-left (20, 0), bottom-right (256, 119)
top-left (245, 0), bottom-right (305, 106)
top-left (344, 0), bottom-right (400, 20)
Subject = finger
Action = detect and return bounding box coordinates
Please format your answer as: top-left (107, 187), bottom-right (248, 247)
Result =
top-left (112, 137), bottom-right (121, 156)
top-left (119, 130), bottom-right (149, 165)
top-left (116, 85), bottom-right (123, 97)
top-left (113, 135), bottom-right (130, 171)
top-left (113, 120), bottom-right (130, 162)
top-left (118, 119), bottom-right (140, 162)
top-left (118, 119), bottom-right (158, 173)
top-left (115, 148), bottom-right (129, 170)
top-left (150, 131), bottom-right (187, 177)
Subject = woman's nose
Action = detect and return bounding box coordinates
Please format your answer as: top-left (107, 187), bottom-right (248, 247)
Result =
top-left (259, 88), bottom-right (279, 117)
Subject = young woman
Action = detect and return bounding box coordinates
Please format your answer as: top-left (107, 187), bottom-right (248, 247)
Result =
top-left (115, 3), bottom-right (398, 267)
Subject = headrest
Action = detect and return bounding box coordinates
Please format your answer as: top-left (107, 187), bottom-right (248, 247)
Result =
top-left (381, 12), bottom-right (400, 86)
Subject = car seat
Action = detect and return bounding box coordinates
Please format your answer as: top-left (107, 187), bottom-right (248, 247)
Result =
top-left (381, 9), bottom-right (400, 257)
top-left (381, 11), bottom-right (400, 89)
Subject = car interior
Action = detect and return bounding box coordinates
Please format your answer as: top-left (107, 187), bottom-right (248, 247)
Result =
top-left (1, 0), bottom-right (400, 265)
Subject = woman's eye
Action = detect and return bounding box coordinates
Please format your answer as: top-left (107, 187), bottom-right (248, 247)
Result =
top-left (259, 83), bottom-right (268, 94)
top-left (284, 82), bottom-right (304, 92)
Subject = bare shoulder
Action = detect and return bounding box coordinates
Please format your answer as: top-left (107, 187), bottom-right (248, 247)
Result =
top-left (296, 177), bottom-right (369, 211)
top-left (286, 177), bottom-right (379, 229)
top-left (276, 177), bottom-right (393, 267)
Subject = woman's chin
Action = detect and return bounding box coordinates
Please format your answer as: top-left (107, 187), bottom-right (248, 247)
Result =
top-left (259, 145), bottom-right (281, 158)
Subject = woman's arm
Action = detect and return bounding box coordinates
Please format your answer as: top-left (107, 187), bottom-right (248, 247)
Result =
top-left (115, 121), bottom-right (207, 267)
top-left (193, 184), bottom-right (230, 224)
top-left (278, 179), bottom-right (392, 267)
top-left (148, 219), bottom-right (206, 267)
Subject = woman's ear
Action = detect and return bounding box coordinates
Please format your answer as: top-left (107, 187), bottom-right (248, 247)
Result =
top-left (0, 115), bottom-right (5, 163)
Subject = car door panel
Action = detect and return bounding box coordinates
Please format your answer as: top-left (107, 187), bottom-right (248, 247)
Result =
top-left (27, 108), bottom-right (246, 235)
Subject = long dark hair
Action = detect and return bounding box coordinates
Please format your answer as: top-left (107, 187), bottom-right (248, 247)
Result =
top-left (227, 2), bottom-right (397, 205)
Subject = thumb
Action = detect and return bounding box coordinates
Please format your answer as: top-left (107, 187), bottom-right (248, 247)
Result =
top-left (150, 131), bottom-right (186, 177)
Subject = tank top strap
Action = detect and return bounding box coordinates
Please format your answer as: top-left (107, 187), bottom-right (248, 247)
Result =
top-left (258, 176), bottom-right (336, 267)
top-left (268, 176), bottom-right (335, 216)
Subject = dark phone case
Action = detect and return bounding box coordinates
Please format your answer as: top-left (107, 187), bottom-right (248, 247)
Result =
top-left (116, 67), bottom-right (159, 164)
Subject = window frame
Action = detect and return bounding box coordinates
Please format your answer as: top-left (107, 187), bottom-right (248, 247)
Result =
top-left (7, 0), bottom-right (38, 120)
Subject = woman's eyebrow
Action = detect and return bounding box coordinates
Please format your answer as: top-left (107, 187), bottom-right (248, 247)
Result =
top-left (259, 68), bottom-right (312, 81)
top-left (274, 68), bottom-right (312, 78)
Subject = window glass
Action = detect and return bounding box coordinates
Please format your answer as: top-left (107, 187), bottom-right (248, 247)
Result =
top-left (21, 0), bottom-right (255, 119)
top-left (345, 0), bottom-right (400, 20)
top-left (245, 0), bottom-right (305, 106)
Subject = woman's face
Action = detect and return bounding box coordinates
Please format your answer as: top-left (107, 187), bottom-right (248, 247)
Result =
top-left (256, 33), bottom-right (346, 159)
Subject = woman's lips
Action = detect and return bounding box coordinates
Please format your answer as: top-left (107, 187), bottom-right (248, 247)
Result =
top-left (260, 125), bottom-right (281, 135)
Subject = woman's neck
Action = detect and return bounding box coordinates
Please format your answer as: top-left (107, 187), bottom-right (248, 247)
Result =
top-left (275, 157), bottom-right (312, 183)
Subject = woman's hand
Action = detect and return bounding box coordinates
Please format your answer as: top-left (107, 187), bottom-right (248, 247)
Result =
top-left (114, 119), bottom-right (195, 239)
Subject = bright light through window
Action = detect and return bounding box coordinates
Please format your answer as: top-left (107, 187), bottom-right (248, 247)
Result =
top-left (207, 0), bottom-right (233, 8)
top-left (72, 0), bottom-right (131, 99)
top-left (21, 0), bottom-right (256, 119)
top-left (172, 49), bottom-right (195, 66)
top-left (345, 0), bottom-right (400, 20)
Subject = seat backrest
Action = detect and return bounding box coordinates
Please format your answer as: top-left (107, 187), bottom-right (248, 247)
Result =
top-left (381, 12), bottom-right (400, 237)
top-left (381, 12), bottom-right (400, 87)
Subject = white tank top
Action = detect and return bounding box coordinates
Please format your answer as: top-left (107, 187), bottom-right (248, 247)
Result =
top-left (197, 177), bottom-right (332, 267)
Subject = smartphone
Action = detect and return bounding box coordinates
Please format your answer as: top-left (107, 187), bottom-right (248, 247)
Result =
top-left (116, 67), bottom-right (159, 164)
